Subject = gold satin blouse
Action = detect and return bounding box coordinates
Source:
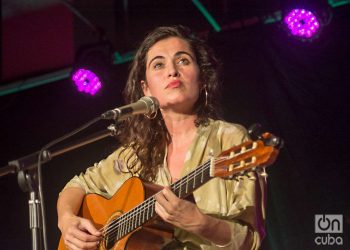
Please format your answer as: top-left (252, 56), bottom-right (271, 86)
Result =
top-left (63, 119), bottom-right (266, 249)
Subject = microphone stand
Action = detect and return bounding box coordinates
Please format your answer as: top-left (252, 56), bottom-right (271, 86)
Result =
top-left (0, 96), bottom-right (158, 250)
top-left (0, 124), bottom-right (117, 250)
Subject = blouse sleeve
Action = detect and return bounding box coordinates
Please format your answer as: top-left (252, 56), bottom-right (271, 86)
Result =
top-left (212, 123), bottom-right (267, 250)
top-left (61, 146), bottom-right (140, 198)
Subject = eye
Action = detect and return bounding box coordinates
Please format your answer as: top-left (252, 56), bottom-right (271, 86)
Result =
top-left (177, 57), bottom-right (190, 65)
top-left (153, 62), bottom-right (164, 69)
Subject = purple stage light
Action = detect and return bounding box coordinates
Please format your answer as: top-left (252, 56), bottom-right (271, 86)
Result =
top-left (71, 68), bottom-right (102, 95)
top-left (284, 9), bottom-right (320, 39)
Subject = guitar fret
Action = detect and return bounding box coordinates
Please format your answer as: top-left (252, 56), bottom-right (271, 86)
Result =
top-left (120, 218), bottom-right (124, 239)
top-left (145, 204), bottom-right (149, 221)
top-left (116, 222), bottom-right (120, 240)
top-left (128, 212), bottom-right (132, 233)
top-left (138, 205), bottom-right (141, 227)
top-left (145, 200), bottom-right (149, 220)
top-left (185, 174), bottom-right (189, 194)
top-left (128, 207), bottom-right (133, 231)
top-left (142, 203), bottom-right (145, 223)
top-left (193, 167), bottom-right (196, 189)
top-left (149, 198), bottom-right (152, 217)
top-left (111, 160), bottom-right (213, 245)
top-left (123, 216), bottom-right (127, 236)
top-left (147, 199), bottom-right (151, 219)
top-left (125, 214), bottom-right (128, 235)
top-left (134, 207), bottom-right (138, 229)
top-left (179, 180), bottom-right (182, 197)
top-left (126, 213), bottom-right (130, 234)
top-left (149, 198), bottom-right (153, 218)
top-left (133, 214), bottom-right (137, 228)
top-left (201, 165), bottom-right (204, 183)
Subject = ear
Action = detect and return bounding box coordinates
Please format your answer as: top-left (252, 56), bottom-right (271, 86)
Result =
top-left (141, 80), bottom-right (151, 96)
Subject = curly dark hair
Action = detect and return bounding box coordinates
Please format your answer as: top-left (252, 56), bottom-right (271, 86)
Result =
top-left (117, 25), bottom-right (222, 181)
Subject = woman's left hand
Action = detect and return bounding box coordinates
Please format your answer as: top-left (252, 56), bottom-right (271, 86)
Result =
top-left (154, 186), bottom-right (206, 234)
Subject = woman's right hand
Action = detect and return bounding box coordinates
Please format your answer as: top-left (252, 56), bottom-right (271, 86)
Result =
top-left (59, 214), bottom-right (102, 250)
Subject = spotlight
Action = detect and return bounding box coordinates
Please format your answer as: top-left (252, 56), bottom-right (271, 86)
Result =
top-left (282, 1), bottom-right (333, 42)
top-left (71, 41), bottom-right (113, 95)
top-left (71, 68), bottom-right (102, 95)
top-left (284, 8), bottom-right (321, 39)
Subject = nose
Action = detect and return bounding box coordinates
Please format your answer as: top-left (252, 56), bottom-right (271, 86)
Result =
top-left (168, 62), bottom-right (179, 77)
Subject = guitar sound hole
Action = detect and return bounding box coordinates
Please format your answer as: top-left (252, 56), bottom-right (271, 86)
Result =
top-left (103, 211), bottom-right (123, 249)
top-left (104, 224), bottom-right (118, 249)
top-left (105, 235), bottom-right (117, 249)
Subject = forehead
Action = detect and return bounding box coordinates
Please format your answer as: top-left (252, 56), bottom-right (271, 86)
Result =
top-left (146, 37), bottom-right (194, 61)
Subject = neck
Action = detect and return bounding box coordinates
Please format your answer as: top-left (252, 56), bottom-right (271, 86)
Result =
top-left (161, 110), bottom-right (197, 143)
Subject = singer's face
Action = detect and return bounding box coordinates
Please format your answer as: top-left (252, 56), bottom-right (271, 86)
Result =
top-left (142, 37), bottom-right (200, 114)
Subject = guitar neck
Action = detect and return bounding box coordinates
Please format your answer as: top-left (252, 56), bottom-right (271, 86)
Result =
top-left (170, 160), bottom-right (212, 199)
top-left (105, 160), bottom-right (212, 246)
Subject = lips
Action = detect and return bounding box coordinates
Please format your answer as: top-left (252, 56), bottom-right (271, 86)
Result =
top-left (166, 80), bottom-right (181, 89)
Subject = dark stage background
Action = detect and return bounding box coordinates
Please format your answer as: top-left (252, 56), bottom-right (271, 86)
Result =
top-left (1, 1), bottom-right (350, 249)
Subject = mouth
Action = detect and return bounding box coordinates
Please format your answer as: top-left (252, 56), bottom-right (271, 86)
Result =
top-left (166, 80), bottom-right (181, 89)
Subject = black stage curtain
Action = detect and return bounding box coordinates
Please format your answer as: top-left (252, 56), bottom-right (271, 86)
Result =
top-left (209, 6), bottom-right (350, 249)
top-left (0, 6), bottom-right (349, 250)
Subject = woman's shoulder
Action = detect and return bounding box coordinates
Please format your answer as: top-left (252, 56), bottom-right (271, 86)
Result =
top-left (208, 119), bottom-right (248, 137)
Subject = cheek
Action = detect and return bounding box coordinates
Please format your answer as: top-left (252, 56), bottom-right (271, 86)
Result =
top-left (146, 72), bottom-right (165, 90)
top-left (189, 70), bottom-right (201, 92)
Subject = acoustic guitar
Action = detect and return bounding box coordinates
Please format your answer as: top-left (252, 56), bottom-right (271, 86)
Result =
top-left (58, 132), bottom-right (281, 250)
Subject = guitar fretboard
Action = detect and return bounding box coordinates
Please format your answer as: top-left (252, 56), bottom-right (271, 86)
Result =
top-left (103, 159), bottom-right (212, 248)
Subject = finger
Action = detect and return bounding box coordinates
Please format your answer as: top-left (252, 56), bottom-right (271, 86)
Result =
top-left (161, 187), bottom-right (179, 202)
top-left (155, 189), bottom-right (167, 203)
top-left (66, 233), bottom-right (99, 250)
top-left (64, 239), bottom-right (79, 250)
top-left (74, 228), bottom-right (101, 243)
top-left (156, 187), bottom-right (181, 213)
top-left (65, 225), bottom-right (100, 248)
top-left (79, 218), bottom-right (102, 237)
top-left (66, 240), bottom-right (98, 250)
top-left (155, 201), bottom-right (171, 222)
top-left (65, 237), bottom-right (83, 250)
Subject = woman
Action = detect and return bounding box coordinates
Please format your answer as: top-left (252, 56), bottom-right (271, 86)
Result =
top-left (57, 25), bottom-right (266, 250)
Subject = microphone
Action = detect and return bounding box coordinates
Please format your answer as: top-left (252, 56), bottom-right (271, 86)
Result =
top-left (101, 96), bottom-right (159, 120)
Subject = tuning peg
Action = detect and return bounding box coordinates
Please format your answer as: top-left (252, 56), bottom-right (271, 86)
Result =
top-left (268, 136), bottom-right (284, 149)
top-left (258, 169), bottom-right (268, 178)
top-left (260, 172), bottom-right (268, 177)
top-left (248, 123), bottom-right (263, 140)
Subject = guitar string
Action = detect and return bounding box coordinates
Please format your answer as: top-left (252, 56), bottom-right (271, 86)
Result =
top-left (99, 155), bottom-right (235, 241)
top-left (102, 155), bottom-right (254, 244)
top-left (99, 152), bottom-right (248, 241)
top-left (98, 145), bottom-right (254, 241)
top-left (99, 159), bottom-right (212, 241)
top-left (99, 151), bottom-right (249, 241)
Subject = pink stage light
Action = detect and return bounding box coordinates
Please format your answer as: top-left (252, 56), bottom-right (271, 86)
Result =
top-left (71, 68), bottom-right (102, 95)
top-left (284, 9), bottom-right (320, 39)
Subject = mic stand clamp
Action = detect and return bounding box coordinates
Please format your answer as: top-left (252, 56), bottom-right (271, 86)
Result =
top-left (14, 150), bottom-right (50, 250)
top-left (1, 123), bottom-right (116, 250)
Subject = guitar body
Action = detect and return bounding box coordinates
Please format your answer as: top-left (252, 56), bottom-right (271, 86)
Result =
top-left (58, 177), bottom-right (173, 250)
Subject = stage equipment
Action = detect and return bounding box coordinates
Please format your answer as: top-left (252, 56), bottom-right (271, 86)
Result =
top-left (284, 8), bottom-right (321, 39)
top-left (70, 41), bottom-right (113, 95)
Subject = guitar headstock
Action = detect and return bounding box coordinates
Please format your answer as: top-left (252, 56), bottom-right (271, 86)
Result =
top-left (210, 132), bottom-right (282, 178)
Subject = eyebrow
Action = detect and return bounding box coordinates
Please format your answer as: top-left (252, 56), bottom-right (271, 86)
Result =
top-left (147, 51), bottom-right (195, 68)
